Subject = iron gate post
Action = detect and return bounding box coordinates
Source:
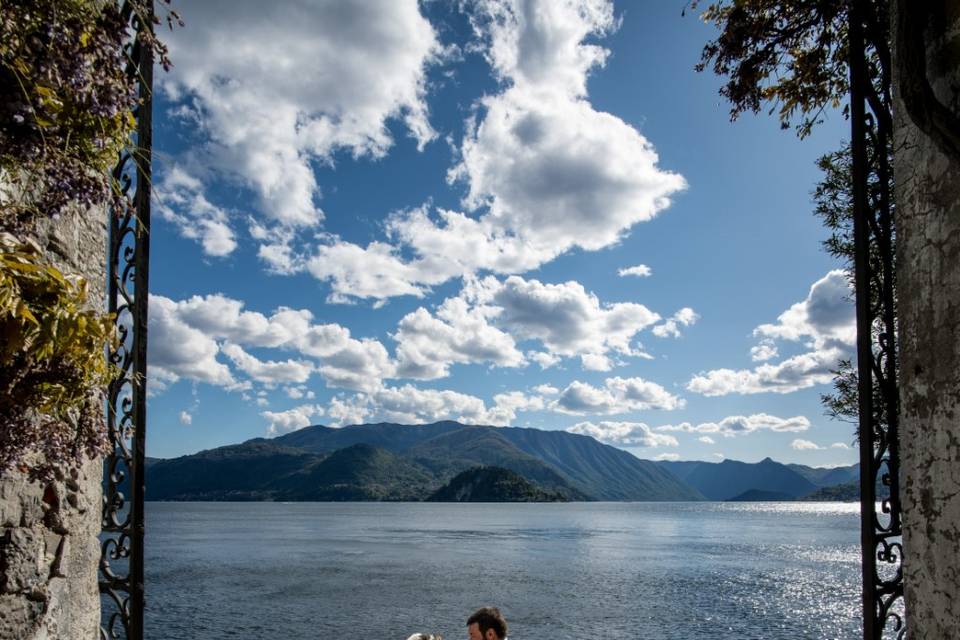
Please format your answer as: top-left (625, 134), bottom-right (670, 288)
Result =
top-left (100, 2), bottom-right (153, 638)
top-left (848, 1), bottom-right (905, 637)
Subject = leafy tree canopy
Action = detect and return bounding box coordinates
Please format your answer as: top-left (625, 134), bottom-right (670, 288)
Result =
top-left (693, 0), bottom-right (857, 137)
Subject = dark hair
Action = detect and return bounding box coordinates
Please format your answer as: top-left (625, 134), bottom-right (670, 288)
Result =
top-left (467, 607), bottom-right (507, 639)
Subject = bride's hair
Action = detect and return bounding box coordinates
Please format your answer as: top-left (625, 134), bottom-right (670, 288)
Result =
top-left (406, 634), bottom-right (442, 640)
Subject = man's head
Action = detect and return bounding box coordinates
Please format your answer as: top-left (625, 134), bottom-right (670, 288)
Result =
top-left (466, 607), bottom-right (507, 640)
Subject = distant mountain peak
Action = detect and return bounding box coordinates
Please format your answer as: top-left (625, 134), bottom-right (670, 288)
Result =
top-left (144, 420), bottom-right (703, 502)
top-left (656, 456), bottom-right (820, 500)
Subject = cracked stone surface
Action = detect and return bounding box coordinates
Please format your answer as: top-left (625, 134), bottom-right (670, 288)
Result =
top-left (893, 4), bottom-right (960, 637)
top-left (0, 455), bottom-right (102, 640)
top-left (1, 201), bottom-right (106, 639)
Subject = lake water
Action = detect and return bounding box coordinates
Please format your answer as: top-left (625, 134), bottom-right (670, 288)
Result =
top-left (145, 502), bottom-right (864, 639)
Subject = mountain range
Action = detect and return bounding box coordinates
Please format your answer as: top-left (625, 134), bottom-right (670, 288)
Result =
top-left (146, 421), bottom-right (701, 501)
top-left (655, 458), bottom-right (860, 500)
top-left (143, 421), bottom-right (863, 502)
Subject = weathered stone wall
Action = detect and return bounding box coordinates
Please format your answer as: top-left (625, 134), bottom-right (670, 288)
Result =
top-left (893, 3), bottom-right (960, 638)
top-left (0, 205), bottom-right (106, 639)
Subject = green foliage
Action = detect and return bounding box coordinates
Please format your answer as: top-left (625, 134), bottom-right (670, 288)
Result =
top-left (694, 0), bottom-right (849, 135)
top-left (0, 0), bottom-right (181, 229)
top-left (0, 0), bottom-right (135, 227)
top-left (692, 0), bottom-right (882, 137)
top-left (813, 142), bottom-right (895, 268)
top-left (812, 142), bottom-right (896, 439)
top-left (427, 466), bottom-right (570, 502)
top-left (820, 358), bottom-right (858, 423)
top-left (813, 146), bottom-right (855, 263)
top-left (694, 1), bottom-right (897, 441)
top-left (0, 0), bottom-right (178, 478)
top-left (0, 234), bottom-right (116, 478)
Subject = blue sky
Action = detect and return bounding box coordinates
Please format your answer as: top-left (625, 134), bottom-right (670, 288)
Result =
top-left (145, 0), bottom-right (857, 467)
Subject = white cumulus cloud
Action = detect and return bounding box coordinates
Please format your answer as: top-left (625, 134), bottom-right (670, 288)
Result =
top-left (263, 404), bottom-right (324, 436)
top-left (791, 439), bottom-right (823, 451)
top-left (391, 274), bottom-right (666, 377)
top-left (750, 340), bottom-right (779, 362)
top-left (618, 264), bottom-right (652, 278)
top-left (155, 166), bottom-right (238, 257)
top-left (453, 0), bottom-right (683, 250)
top-left (686, 349), bottom-right (842, 396)
top-left (656, 413), bottom-right (810, 437)
top-left (449, 87), bottom-right (684, 255)
top-left (148, 293), bottom-right (396, 393)
top-left (394, 295), bottom-right (525, 379)
top-left (326, 395), bottom-right (371, 428)
top-left (160, 0), bottom-right (443, 254)
top-left (307, 240), bottom-right (432, 302)
top-left (754, 270), bottom-right (855, 349)
top-left (687, 271), bottom-right (854, 396)
top-left (553, 376), bottom-right (683, 415)
top-left (655, 453), bottom-right (680, 461)
top-left (304, 0), bottom-right (684, 303)
top-left (567, 421), bottom-right (678, 447)
top-left (221, 343), bottom-right (314, 386)
top-left (321, 384), bottom-right (538, 428)
top-left (148, 295), bottom-right (236, 388)
top-left (317, 338), bottom-right (396, 394)
top-left (652, 307), bottom-right (699, 339)
top-left (472, 275), bottom-right (658, 365)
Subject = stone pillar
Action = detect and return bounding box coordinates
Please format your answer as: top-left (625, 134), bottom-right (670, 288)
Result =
top-left (0, 205), bottom-right (106, 639)
top-left (893, 2), bottom-right (960, 637)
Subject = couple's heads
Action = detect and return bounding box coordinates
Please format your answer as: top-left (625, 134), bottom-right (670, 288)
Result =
top-left (466, 607), bottom-right (507, 640)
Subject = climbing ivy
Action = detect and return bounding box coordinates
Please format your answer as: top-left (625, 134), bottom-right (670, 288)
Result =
top-left (1, 0), bottom-right (132, 227)
top-left (0, 0), bottom-right (178, 477)
top-left (0, 0), bottom-right (180, 229)
top-left (0, 235), bottom-right (117, 478)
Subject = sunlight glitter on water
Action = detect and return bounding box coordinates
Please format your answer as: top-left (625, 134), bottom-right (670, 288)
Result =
top-left (715, 501), bottom-right (863, 516)
top-left (147, 502), bottom-right (867, 639)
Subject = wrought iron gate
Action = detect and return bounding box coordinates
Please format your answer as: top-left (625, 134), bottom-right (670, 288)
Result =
top-left (848, 1), bottom-right (905, 637)
top-left (100, 2), bottom-right (153, 639)
top-left (92, 1), bottom-right (906, 638)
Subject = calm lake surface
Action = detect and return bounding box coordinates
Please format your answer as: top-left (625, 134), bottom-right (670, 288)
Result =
top-left (145, 501), bottom-right (863, 639)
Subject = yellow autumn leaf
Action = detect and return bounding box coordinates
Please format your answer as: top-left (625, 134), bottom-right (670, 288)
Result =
top-left (16, 302), bottom-right (38, 326)
top-left (5, 260), bottom-right (42, 273)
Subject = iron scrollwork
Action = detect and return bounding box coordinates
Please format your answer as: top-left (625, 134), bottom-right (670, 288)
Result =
top-left (100, 1), bottom-right (154, 639)
top-left (847, 1), bottom-right (904, 638)
top-left (88, 1), bottom-right (907, 639)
